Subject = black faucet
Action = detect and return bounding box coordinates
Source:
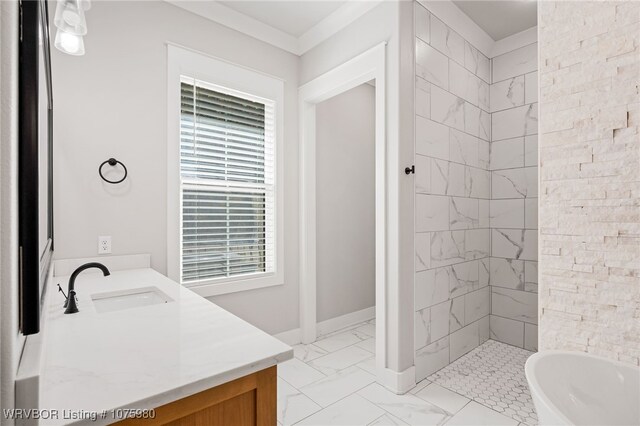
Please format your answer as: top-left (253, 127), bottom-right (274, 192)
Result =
top-left (63, 262), bottom-right (111, 314)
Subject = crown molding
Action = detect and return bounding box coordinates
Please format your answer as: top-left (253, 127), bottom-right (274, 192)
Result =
top-left (165, 0), bottom-right (384, 56)
top-left (298, 0), bottom-right (384, 55)
top-left (165, 0), bottom-right (299, 54)
top-left (166, 0), bottom-right (536, 59)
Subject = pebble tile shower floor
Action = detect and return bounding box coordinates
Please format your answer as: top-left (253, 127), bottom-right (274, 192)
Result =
top-left (428, 340), bottom-right (538, 425)
top-left (277, 321), bottom-right (537, 425)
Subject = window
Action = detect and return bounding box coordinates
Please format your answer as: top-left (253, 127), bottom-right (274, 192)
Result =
top-left (168, 46), bottom-right (283, 296)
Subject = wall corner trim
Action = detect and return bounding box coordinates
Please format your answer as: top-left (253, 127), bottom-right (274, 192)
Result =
top-left (378, 365), bottom-right (416, 394)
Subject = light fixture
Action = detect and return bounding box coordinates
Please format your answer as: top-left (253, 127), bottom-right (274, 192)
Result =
top-left (53, 0), bottom-right (90, 56)
top-left (54, 28), bottom-right (85, 56)
top-left (54, 0), bottom-right (87, 36)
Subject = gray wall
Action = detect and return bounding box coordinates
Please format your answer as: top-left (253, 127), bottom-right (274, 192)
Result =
top-left (316, 84), bottom-right (376, 323)
top-left (50, 0), bottom-right (416, 374)
top-left (50, 0), bottom-right (300, 335)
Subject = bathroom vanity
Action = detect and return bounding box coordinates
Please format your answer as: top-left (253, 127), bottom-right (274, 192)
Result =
top-left (18, 255), bottom-right (292, 425)
top-left (114, 366), bottom-right (276, 425)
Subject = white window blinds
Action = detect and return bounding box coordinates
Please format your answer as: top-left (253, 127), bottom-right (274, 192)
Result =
top-left (179, 76), bottom-right (276, 284)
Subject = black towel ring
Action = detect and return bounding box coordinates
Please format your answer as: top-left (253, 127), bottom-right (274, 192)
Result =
top-left (99, 158), bottom-right (128, 184)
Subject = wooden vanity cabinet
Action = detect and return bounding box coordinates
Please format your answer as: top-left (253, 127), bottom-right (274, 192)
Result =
top-left (115, 366), bottom-right (276, 426)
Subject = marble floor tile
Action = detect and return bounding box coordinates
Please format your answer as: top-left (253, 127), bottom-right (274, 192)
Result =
top-left (409, 378), bottom-right (432, 395)
top-left (356, 356), bottom-right (377, 375)
top-left (276, 320), bottom-right (538, 426)
top-left (300, 365), bottom-right (377, 407)
top-left (319, 322), bottom-right (365, 338)
top-left (278, 358), bottom-right (326, 389)
top-left (296, 394), bottom-right (385, 425)
top-left (356, 337), bottom-right (376, 353)
top-left (308, 345), bottom-right (374, 376)
top-left (415, 383), bottom-right (470, 414)
top-left (314, 328), bottom-right (369, 353)
top-left (278, 377), bottom-right (322, 425)
top-left (445, 401), bottom-right (518, 426)
top-left (355, 323), bottom-right (376, 337)
top-left (293, 343), bottom-right (329, 363)
top-left (358, 383), bottom-right (452, 425)
top-left (368, 413), bottom-right (409, 425)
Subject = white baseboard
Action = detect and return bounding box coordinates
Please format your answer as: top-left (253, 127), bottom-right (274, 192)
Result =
top-left (317, 306), bottom-right (375, 337)
top-left (378, 365), bottom-right (416, 394)
top-left (273, 306), bottom-right (375, 346)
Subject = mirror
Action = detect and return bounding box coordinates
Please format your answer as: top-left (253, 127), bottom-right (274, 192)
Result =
top-left (19, 0), bottom-right (54, 335)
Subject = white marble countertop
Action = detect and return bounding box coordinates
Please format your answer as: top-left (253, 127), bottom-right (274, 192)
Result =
top-left (38, 268), bottom-right (292, 425)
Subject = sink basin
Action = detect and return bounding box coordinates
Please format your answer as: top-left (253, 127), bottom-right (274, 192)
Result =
top-left (91, 286), bottom-right (173, 313)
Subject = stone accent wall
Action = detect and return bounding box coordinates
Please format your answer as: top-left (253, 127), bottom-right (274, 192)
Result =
top-left (413, 1), bottom-right (492, 380)
top-left (488, 44), bottom-right (539, 351)
top-left (538, 1), bottom-right (640, 365)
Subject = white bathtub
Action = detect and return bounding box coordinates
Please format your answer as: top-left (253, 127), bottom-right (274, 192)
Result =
top-left (525, 351), bottom-right (640, 425)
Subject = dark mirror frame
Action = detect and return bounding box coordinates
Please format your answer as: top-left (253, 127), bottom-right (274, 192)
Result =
top-left (19, 0), bottom-right (54, 336)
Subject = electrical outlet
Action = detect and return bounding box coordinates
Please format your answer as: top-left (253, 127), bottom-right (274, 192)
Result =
top-left (98, 236), bottom-right (111, 254)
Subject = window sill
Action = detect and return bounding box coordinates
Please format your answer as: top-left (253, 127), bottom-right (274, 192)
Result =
top-left (185, 274), bottom-right (284, 298)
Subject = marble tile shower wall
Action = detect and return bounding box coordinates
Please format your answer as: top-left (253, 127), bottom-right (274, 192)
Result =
top-left (488, 43), bottom-right (539, 352)
top-left (413, 2), bottom-right (492, 381)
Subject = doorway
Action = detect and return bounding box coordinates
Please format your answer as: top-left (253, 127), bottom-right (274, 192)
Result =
top-left (298, 43), bottom-right (387, 380)
top-left (315, 82), bottom-right (376, 337)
